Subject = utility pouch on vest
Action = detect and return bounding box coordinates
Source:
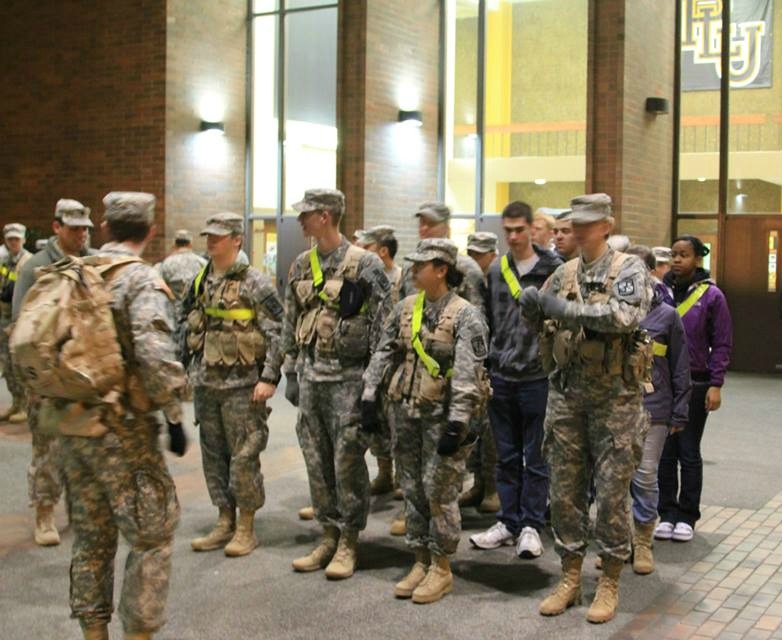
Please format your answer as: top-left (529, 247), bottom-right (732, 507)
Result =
top-left (295, 280), bottom-right (317, 307)
top-left (296, 307), bottom-right (319, 346)
top-left (578, 339), bottom-right (605, 375)
top-left (622, 329), bottom-right (654, 389)
top-left (539, 320), bottom-right (557, 373)
top-left (219, 330), bottom-right (239, 366)
top-left (339, 279), bottom-right (366, 319)
top-left (238, 327), bottom-right (266, 365)
top-left (418, 370), bottom-right (448, 404)
top-left (315, 309), bottom-right (338, 356)
top-left (186, 309), bottom-right (205, 352)
top-left (335, 314), bottom-right (370, 364)
top-left (553, 328), bottom-right (579, 369)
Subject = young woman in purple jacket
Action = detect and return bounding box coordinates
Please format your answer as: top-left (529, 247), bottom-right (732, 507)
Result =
top-left (655, 235), bottom-right (733, 542)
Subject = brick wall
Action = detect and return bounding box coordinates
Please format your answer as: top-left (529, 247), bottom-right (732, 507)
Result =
top-left (339, 0), bottom-right (441, 258)
top-left (165, 0), bottom-right (247, 256)
top-left (587, 0), bottom-right (676, 247)
top-left (0, 0), bottom-right (168, 259)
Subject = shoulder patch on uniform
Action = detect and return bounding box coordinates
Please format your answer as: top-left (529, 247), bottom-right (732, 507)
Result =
top-left (262, 294), bottom-right (284, 319)
top-left (471, 335), bottom-right (487, 358)
top-left (616, 277), bottom-right (636, 297)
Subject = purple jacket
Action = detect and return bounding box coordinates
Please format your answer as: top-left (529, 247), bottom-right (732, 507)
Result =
top-left (663, 269), bottom-right (733, 387)
top-left (641, 289), bottom-right (691, 426)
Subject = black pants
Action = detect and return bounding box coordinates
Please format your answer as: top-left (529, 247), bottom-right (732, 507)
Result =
top-left (657, 383), bottom-right (709, 527)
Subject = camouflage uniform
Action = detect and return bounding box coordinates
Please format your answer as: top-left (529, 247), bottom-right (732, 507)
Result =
top-left (280, 230), bottom-right (391, 534)
top-left (158, 247), bottom-right (207, 316)
top-left (536, 246), bottom-right (652, 562)
top-left (364, 240), bottom-right (490, 556)
top-left (59, 193), bottom-right (186, 634)
top-left (185, 214), bottom-right (283, 513)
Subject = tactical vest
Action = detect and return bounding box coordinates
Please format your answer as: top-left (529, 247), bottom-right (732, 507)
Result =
top-left (386, 293), bottom-right (469, 408)
top-left (540, 252), bottom-right (653, 387)
top-left (293, 244), bottom-right (370, 363)
top-left (186, 264), bottom-right (266, 368)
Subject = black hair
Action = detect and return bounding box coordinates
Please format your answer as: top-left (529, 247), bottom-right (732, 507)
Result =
top-left (501, 201), bottom-right (533, 224)
top-left (432, 258), bottom-right (464, 289)
top-left (379, 236), bottom-right (397, 259)
top-left (175, 238), bottom-right (191, 247)
top-left (106, 219), bottom-right (150, 243)
top-left (672, 234), bottom-right (710, 257)
top-left (625, 244), bottom-right (656, 271)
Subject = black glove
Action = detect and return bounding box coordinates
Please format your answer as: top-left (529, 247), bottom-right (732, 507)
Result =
top-left (539, 292), bottom-right (571, 320)
top-left (519, 286), bottom-right (541, 319)
top-left (361, 399), bottom-right (380, 433)
top-left (167, 422), bottom-right (187, 457)
top-left (437, 421), bottom-right (465, 456)
top-left (284, 372), bottom-right (299, 407)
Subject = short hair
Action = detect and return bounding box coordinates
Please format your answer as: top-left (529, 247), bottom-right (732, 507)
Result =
top-left (533, 211), bottom-right (555, 230)
top-left (501, 201), bottom-right (533, 223)
top-left (175, 238), bottom-right (191, 248)
top-left (378, 236), bottom-right (397, 259)
top-left (626, 244), bottom-right (656, 271)
top-left (106, 218), bottom-right (150, 243)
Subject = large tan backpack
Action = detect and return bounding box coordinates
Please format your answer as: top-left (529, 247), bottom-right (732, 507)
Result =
top-left (10, 255), bottom-right (141, 403)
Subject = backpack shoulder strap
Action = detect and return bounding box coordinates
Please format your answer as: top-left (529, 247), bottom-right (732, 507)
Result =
top-left (560, 258), bottom-right (583, 303)
top-left (606, 251), bottom-right (631, 285)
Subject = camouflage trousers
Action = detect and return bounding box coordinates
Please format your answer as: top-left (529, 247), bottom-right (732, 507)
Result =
top-left (544, 375), bottom-right (646, 562)
top-left (0, 321), bottom-right (25, 402)
top-left (60, 415), bottom-right (180, 634)
top-left (297, 376), bottom-right (370, 533)
top-left (392, 405), bottom-right (474, 556)
top-left (466, 413), bottom-right (497, 487)
top-left (27, 397), bottom-right (64, 508)
top-left (193, 385), bottom-right (269, 512)
top-left (369, 395), bottom-right (393, 460)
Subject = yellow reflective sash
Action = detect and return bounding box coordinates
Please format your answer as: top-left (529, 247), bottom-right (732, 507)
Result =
top-left (411, 291), bottom-right (453, 379)
top-left (0, 265), bottom-right (17, 281)
top-left (193, 265), bottom-right (208, 297)
top-left (677, 283), bottom-right (709, 318)
top-left (500, 254), bottom-right (521, 300)
top-left (652, 341), bottom-right (668, 357)
top-left (204, 307), bottom-right (255, 321)
top-left (309, 246), bottom-right (331, 304)
top-left (8, 270), bottom-right (17, 282)
top-left (0, 265), bottom-right (8, 277)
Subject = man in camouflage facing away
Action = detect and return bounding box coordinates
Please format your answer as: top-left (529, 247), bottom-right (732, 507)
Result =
top-left (156, 229), bottom-right (206, 318)
top-left (184, 212), bottom-right (284, 558)
top-left (520, 194), bottom-right (652, 624)
top-left (59, 192), bottom-right (188, 640)
top-left (279, 188), bottom-right (392, 580)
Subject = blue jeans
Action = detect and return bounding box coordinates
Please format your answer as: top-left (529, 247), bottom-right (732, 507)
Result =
top-left (488, 376), bottom-right (549, 534)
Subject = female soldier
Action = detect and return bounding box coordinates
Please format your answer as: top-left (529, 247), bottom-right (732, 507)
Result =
top-left (656, 235), bottom-right (732, 542)
top-left (361, 238), bottom-right (490, 604)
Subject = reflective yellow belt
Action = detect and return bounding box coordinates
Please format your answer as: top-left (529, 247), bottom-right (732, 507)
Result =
top-left (411, 291), bottom-right (453, 379)
top-left (500, 254), bottom-right (521, 300)
top-left (652, 340), bottom-right (668, 357)
top-left (204, 307), bottom-right (255, 321)
top-left (677, 283), bottom-right (709, 317)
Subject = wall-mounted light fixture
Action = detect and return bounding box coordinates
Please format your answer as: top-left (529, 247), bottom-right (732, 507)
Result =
top-left (199, 120), bottom-right (225, 135)
top-left (534, 178), bottom-right (547, 185)
top-left (645, 97), bottom-right (669, 115)
top-left (398, 110), bottom-right (423, 128)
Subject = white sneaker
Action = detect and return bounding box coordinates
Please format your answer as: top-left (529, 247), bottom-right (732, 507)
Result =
top-left (672, 522), bottom-right (694, 542)
top-left (469, 522), bottom-right (516, 550)
top-left (516, 526), bottom-right (543, 559)
top-left (654, 521), bottom-right (674, 540)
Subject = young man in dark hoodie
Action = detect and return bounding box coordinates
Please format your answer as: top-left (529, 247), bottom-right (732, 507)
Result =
top-left (625, 246), bottom-right (691, 573)
top-left (656, 235), bottom-right (732, 543)
top-left (469, 201), bottom-right (561, 557)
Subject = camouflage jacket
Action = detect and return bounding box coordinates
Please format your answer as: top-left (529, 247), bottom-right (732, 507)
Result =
top-left (157, 249), bottom-right (207, 306)
top-left (97, 243), bottom-right (187, 423)
top-left (400, 253), bottom-right (487, 317)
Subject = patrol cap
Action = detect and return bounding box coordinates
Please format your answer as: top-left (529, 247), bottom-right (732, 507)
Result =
top-left (652, 246), bottom-right (672, 263)
top-left (466, 231), bottom-right (498, 254)
top-left (415, 202), bottom-right (451, 223)
top-left (405, 238), bottom-right (458, 266)
top-left (568, 193), bottom-right (612, 223)
top-left (3, 223), bottom-right (26, 239)
top-left (55, 199), bottom-right (93, 228)
top-left (200, 212), bottom-right (244, 236)
top-left (103, 192), bottom-right (156, 226)
top-left (291, 188), bottom-right (345, 218)
top-left (362, 224), bottom-right (396, 244)
top-left (554, 209), bottom-right (573, 221)
top-left (175, 229), bottom-right (193, 243)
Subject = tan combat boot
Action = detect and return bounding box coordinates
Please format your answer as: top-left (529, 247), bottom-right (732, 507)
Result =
top-left (82, 624), bottom-right (108, 640)
top-left (389, 510), bottom-right (406, 536)
top-left (292, 526), bottom-right (339, 572)
top-left (0, 400), bottom-right (18, 422)
top-left (8, 398), bottom-right (28, 423)
top-left (632, 520), bottom-right (656, 575)
top-left (395, 548), bottom-right (431, 598)
top-left (191, 507), bottom-right (235, 552)
top-left (34, 504), bottom-right (60, 546)
top-left (458, 479), bottom-right (483, 508)
top-left (412, 553), bottom-right (453, 604)
top-left (298, 505), bottom-right (315, 520)
top-left (224, 509), bottom-right (257, 557)
top-left (587, 556), bottom-right (623, 623)
top-left (324, 529), bottom-right (359, 580)
top-left (478, 472), bottom-right (500, 513)
top-left (370, 457), bottom-right (394, 495)
top-left (539, 555), bottom-right (583, 616)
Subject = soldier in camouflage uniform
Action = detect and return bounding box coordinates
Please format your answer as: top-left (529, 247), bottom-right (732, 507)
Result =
top-left (0, 223), bottom-right (32, 423)
top-left (12, 200), bottom-right (95, 546)
top-left (184, 212), bottom-right (283, 558)
top-left (57, 192), bottom-right (187, 640)
top-left (278, 188), bottom-right (392, 580)
top-left (520, 194), bottom-right (652, 624)
top-left (157, 229), bottom-right (206, 318)
top-left (363, 238), bottom-right (490, 604)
